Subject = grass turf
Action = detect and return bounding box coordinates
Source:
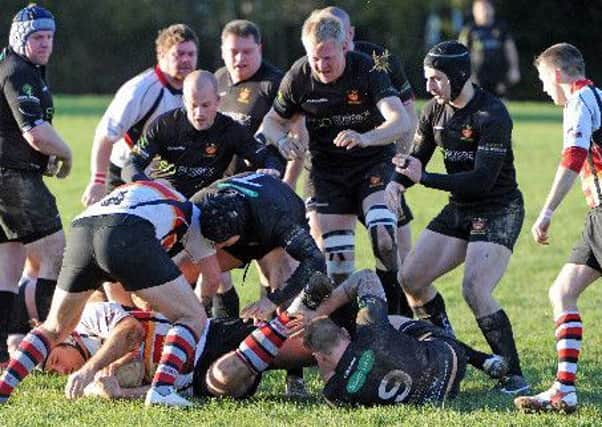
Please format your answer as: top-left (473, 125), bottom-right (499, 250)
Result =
top-left (2, 96), bottom-right (602, 426)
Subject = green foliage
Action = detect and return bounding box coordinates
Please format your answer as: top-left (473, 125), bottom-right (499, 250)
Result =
top-left (2, 96), bottom-right (602, 425)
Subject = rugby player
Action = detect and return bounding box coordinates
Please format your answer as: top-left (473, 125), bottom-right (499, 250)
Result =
top-left (385, 41), bottom-right (528, 394)
top-left (261, 11), bottom-right (412, 317)
top-left (0, 4), bottom-right (71, 368)
top-left (514, 43), bottom-right (600, 414)
top-left (0, 181), bottom-right (215, 407)
top-left (81, 23), bottom-right (198, 206)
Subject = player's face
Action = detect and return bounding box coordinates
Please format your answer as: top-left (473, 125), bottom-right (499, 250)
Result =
top-left (185, 83), bottom-right (220, 130)
top-left (24, 30), bottom-right (54, 65)
top-left (424, 66), bottom-right (452, 104)
top-left (44, 345), bottom-right (85, 375)
top-left (306, 39), bottom-right (346, 84)
top-left (159, 40), bottom-right (198, 82)
top-left (221, 34), bottom-right (262, 84)
top-left (537, 62), bottom-right (567, 106)
top-left (473, 1), bottom-right (494, 26)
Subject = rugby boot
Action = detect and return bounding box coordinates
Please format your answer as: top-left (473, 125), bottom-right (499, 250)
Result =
top-left (514, 386), bottom-right (577, 414)
top-left (145, 387), bottom-right (193, 408)
top-left (482, 355), bottom-right (509, 379)
top-left (285, 374), bottom-right (308, 399)
top-left (493, 374), bottom-right (530, 395)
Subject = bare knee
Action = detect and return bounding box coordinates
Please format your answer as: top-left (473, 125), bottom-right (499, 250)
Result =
top-left (33, 231), bottom-right (66, 277)
top-left (370, 225), bottom-right (397, 271)
top-left (548, 279), bottom-right (576, 309)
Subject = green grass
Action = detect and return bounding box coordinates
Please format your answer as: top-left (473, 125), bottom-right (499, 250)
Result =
top-left (3, 96), bottom-right (602, 426)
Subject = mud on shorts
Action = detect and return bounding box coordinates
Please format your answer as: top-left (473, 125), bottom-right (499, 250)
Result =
top-left (567, 206), bottom-right (602, 272)
top-left (0, 168), bottom-right (63, 243)
top-left (304, 159), bottom-right (412, 226)
top-left (426, 192), bottom-right (524, 251)
top-left (58, 214), bottom-right (181, 293)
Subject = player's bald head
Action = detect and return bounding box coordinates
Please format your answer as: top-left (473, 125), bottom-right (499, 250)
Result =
top-left (183, 69), bottom-right (218, 98)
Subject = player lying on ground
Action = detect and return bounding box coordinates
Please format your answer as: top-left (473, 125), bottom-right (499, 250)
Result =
top-left (49, 272), bottom-right (507, 402)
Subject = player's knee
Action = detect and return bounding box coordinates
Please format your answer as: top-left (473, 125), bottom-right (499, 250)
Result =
top-left (322, 230), bottom-right (355, 278)
top-left (548, 279), bottom-right (575, 308)
top-left (399, 263), bottom-right (425, 295)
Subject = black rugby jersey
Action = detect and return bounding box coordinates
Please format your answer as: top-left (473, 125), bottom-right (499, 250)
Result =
top-left (122, 109), bottom-right (285, 197)
top-left (273, 50), bottom-right (398, 170)
top-left (393, 86), bottom-right (519, 205)
top-left (354, 41), bottom-right (414, 104)
top-left (323, 295), bottom-right (464, 406)
top-left (194, 173), bottom-right (326, 305)
top-left (216, 61), bottom-right (283, 134)
top-left (0, 47), bottom-right (54, 171)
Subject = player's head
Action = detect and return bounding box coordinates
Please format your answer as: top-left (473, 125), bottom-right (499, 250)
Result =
top-left (156, 23), bottom-right (199, 82)
top-left (43, 333), bottom-right (90, 375)
top-left (183, 70), bottom-right (220, 131)
top-left (10, 3), bottom-right (55, 65)
top-left (194, 190), bottom-right (246, 247)
top-left (472, 0), bottom-right (495, 27)
top-left (221, 20), bottom-right (263, 84)
top-left (301, 11), bottom-right (348, 84)
top-left (534, 43), bottom-right (585, 106)
top-left (304, 316), bottom-right (350, 377)
top-left (319, 7), bottom-right (354, 49)
top-left (205, 352), bottom-right (260, 399)
top-left (423, 40), bottom-right (471, 103)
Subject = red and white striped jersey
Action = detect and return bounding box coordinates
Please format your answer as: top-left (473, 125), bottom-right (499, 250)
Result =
top-left (75, 181), bottom-right (214, 260)
top-left (561, 80), bottom-right (602, 208)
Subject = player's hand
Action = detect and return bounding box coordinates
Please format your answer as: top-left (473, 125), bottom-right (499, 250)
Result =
top-left (393, 155), bottom-right (422, 183)
top-left (507, 68), bottom-right (520, 86)
top-left (55, 156), bottom-right (72, 179)
top-left (241, 297), bottom-right (277, 322)
top-left (81, 182), bottom-right (107, 206)
top-left (84, 375), bottom-right (122, 399)
top-left (256, 168), bottom-right (281, 178)
top-left (385, 181), bottom-right (406, 215)
top-left (333, 130), bottom-right (367, 150)
top-left (65, 367), bottom-right (96, 400)
top-left (531, 208), bottom-right (553, 245)
top-left (276, 134), bottom-right (306, 160)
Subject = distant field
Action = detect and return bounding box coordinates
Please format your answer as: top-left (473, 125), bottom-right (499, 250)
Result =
top-left (2, 96), bottom-right (601, 426)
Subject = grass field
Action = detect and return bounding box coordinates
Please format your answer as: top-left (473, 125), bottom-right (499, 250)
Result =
top-left (2, 96), bottom-right (602, 426)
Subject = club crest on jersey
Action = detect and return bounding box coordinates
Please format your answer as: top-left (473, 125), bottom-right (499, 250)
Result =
top-left (21, 84), bottom-right (34, 97)
top-left (460, 124), bottom-right (474, 142)
top-left (238, 87), bottom-right (251, 104)
top-left (204, 143), bottom-right (218, 156)
top-left (347, 90), bottom-right (362, 105)
top-left (369, 175), bottom-right (383, 187)
top-left (370, 49), bottom-right (392, 74)
top-left (470, 217), bottom-right (488, 235)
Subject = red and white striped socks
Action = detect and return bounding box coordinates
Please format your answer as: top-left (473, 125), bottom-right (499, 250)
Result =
top-left (0, 329), bottom-right (51, 403)
top-left (150, 323), bottom-right (197, 396)
top-left (235, 312), bottom-right (290, 374)
top-left (554, 311), bottom-right (582, 393)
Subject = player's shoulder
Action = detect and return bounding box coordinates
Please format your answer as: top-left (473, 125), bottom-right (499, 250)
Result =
top-left (0, 48), bottom-right (37, 82)
top-left (474, 88), bottom-right (511, 123)
top-left (257, 61), bottom-right (284, 80)
top-left (114, 67), bottom-right (160, 98)
top-left (214, 66), bottom-right (230, 90)
top-left (286, 56), bottom-right (311, 78)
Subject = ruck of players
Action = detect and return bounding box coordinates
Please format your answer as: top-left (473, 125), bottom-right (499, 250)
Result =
top-left (1, 1), bottom-right (600, 417)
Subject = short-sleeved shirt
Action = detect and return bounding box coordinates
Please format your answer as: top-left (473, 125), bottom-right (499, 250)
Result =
top-left (96, 66), bottom-right (184, 168)
top-left (273, 50), bottom-right (398, 170)
top-left (216, 61), bottom-right (283, 134)
top-left (126, 110), bottom-right (284, 197)
top-left (354, 41), bottom-right (414, 104)
top-left (410, 86), bottom-right (519, 206)
top-left (0, 47), bottom-right (53, 171)
top-left (322, 295), bottom-right (464, 406)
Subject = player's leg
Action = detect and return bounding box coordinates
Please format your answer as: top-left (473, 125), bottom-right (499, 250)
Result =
top-left (401, 229), bottom-right (466, 335)
top-left (0, 242), bottom-right (26, 367)
top-left (319, 213), bottom-right (357, 285)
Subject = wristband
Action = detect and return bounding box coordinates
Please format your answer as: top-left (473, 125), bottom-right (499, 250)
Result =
top-left (540, 208), bottom-right (554, 219)
top-left (93, 172), bottom-right (106, 185)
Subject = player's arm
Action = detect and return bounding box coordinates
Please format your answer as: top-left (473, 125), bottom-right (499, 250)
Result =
top-left (81, 132), bottom-right (118, 205)
top-left (504, 36), bottom-right (521, 86)
top-left (531, 148), bottom-right (583, 245)
top-left (87, 373), bottom-right (150, 400)
top-left (65, 315), bottom-right (146, 399)
top-left (235, 126), bottom-right (286, 177)
top-left (121, 119), bottom-right (163, 183)
top-left (259, 108), bottom-right (306, 160)
top-left (282, 115), bottom-right (309, 190)
top-left (4, 70), bottom-right (72, 175)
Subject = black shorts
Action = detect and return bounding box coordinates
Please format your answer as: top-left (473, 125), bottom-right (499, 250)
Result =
top-left (426, 193), bottom-right (524, 251)
top-left (0, 168), bottom-right (62, 243)
top-left (193, 317), bottom-right (259, 398)
top-left (307, 160), bottom-right (412, 225)
top-left (58, 214), bottom-right (181, 293)
top-left (107, 162), bottom-right (125, 192)
top-left (567, 207), bottom-right (602, 272)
